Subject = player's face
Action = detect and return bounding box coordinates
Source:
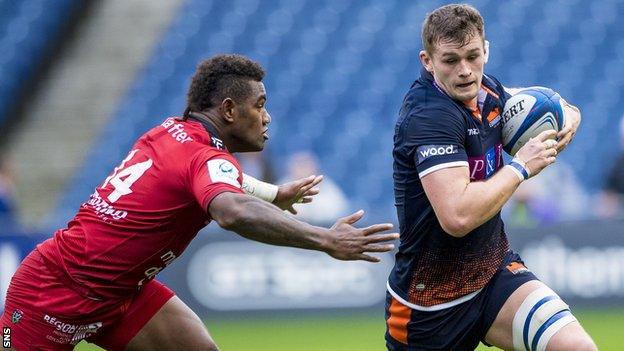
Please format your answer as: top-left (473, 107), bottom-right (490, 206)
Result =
top-left (233, 81), bottom-right (271, 152)
top-left (420, 34), bottom-right (486, 104)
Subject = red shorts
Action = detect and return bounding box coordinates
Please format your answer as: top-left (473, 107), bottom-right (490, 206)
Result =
top-left (0, 249), bottom-right (175, 350)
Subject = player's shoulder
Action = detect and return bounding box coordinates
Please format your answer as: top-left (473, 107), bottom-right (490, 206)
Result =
top-left (189, 144), bottom-right (235, 165)
top-left (148, 117), bottom-right (216, 151)
top-left (397, 89), bottom-right (463, 141)
top-left (139, 117), bottom-right (233, 163)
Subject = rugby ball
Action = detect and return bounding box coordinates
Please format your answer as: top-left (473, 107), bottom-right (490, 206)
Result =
top-left (502, 87), bottom-right (565, 156)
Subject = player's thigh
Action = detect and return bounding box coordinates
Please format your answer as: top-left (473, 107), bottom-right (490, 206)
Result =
top-left (484, 280), bottom-right (596, 351)
top-left (124, 295), bottom-right (218, 351)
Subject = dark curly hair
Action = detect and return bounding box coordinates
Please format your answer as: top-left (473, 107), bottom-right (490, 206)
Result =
top-left (185, 54), bottom-right (265, 117)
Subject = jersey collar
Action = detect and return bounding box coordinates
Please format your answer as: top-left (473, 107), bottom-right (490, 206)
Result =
top-left (185, 114), bottom-right (226, 150)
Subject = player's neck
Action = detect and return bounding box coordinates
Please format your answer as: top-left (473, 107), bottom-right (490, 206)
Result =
top-left (463, 98), bottom-right (478, 110)
top-left (187, 111), bottom-right (233, 149)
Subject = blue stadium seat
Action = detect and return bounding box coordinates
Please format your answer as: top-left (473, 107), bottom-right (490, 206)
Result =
top-left (0, 0), bottom-right (81, 129)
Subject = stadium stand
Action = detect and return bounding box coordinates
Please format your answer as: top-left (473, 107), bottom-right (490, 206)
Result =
top-left (51, 0), bottom-right (623, 225)
top-left (0, 0), bottom-right (83, 129)
top-left (1, 0), bottom-right (183, 228)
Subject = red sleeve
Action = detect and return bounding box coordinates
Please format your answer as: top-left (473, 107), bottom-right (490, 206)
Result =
top-left (189, 148), bottom-right (244, 210)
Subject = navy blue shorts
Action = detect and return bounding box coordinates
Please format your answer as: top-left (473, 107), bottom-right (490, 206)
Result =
top-left (385, 251), bottom-right (537, 351)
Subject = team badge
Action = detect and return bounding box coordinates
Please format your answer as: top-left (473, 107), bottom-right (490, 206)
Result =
top-left (11, 310), bottom-right (23, 324)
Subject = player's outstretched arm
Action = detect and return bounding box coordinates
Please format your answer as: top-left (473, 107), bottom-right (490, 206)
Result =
top-left (422, 130), bottom-right (558, 238)
top-left (242, 173), bottom-right (323, 214)
top-left (208, 192), bottom-right (398, 262)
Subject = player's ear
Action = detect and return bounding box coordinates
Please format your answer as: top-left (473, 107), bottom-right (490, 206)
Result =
top-left (419, 50), bottom-right (434, 73)
top-left (483, 40), bottom-right (490, 64)
top-left (221, 98), bottom-right (236, 123)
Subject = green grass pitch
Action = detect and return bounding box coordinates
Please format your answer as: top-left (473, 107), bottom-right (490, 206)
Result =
top-left (75, 309), bottom-right (624, 350)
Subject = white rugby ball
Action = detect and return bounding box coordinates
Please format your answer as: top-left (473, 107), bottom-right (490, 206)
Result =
top-left (502, 87), bottom-right (565, 156)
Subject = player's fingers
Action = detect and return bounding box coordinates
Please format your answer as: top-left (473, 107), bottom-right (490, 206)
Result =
top-left (296, 196), bottom-right (313, 203)
top-left (543, 147), bottom-right (557, 158)
top-left (338, 209), bottom-right (365, 225)
top-left (353, 253), bottom-right (381, 263)
top-left (550, 147), bottom-right (558, 157)
top-left (303, 174), bottom-right (317, 184)
top-left (302, 187), bottom-right (320, 195)
top-left (300, 185), bottom-right (320, 197)
top-left (364, 243), bottom-right (395, 253)
top-left (299, 176), bottom-right (321, 191)
top-left (287, 206), bottom-right (297, 215)
top-left (292, 175), bottom-right (316, 189)
top-left (556, 135), bottom-right (571, 152)
top-left (300, 176), bottom-right (322, 193)
top-left (365, 233), bottom-right (400, 245)
top-left (543, 139), bottom-right (557, 149)
top-left (557, 125), bottom-right (572, 139)
top-left (562, 102), bottom-right (581, 123)
top-left (362, 223), bottom-right (394, 236)
top-left (535, 129), bottom-right (558, 142)
top-left (310, 175), bottom-right (323, 187)
top-left (557, 132), bottom-right (571, 144)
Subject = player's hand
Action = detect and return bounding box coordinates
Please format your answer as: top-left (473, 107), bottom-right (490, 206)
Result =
top-left (273, 175), bottom-right (323, 214)
top-left (325, 210), bottom-right (399, 263)
top-left (556, 98), bottom-right (581, 153)
top-left (515, 129), bottom-right (558, 178)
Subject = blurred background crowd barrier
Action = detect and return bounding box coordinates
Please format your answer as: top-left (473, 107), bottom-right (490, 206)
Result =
top-left (2, 220), bottom-right (624, 315)
top-left (0, 0), bottom-right (623, 336)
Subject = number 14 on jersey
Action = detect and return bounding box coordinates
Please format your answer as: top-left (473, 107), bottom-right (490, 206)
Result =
top-left (102, 149), bottom-right (153, 203)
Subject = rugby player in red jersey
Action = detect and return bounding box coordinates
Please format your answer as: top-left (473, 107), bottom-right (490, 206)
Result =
top-left (0, 54), bottom-right (398, 350)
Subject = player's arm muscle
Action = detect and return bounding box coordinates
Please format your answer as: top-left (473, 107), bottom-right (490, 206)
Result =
top-left (209, 191), bottom-right (327, 249)
top-left (208, 191), bottom-right (399, 262)
top-left (421, 165), bottom-right (522, 237)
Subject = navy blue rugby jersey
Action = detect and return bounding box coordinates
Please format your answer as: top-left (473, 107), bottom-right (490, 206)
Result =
top-left (388, 67), bottom-right (512, 309)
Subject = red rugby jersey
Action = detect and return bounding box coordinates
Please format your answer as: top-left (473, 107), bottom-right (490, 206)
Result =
top-left (37, 117), bottom-right (244, 299)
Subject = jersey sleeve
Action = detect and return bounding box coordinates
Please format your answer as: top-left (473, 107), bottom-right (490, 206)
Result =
top-left (403, 106), bottom-right (468, 178)
top-left (188, 149), bottom-right (244, 210)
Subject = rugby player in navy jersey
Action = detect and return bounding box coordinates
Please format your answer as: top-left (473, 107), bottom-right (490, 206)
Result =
top-left (385, 4), bottom-right (595, 351)
top-left (0, 54), bottom-right (399, 351)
